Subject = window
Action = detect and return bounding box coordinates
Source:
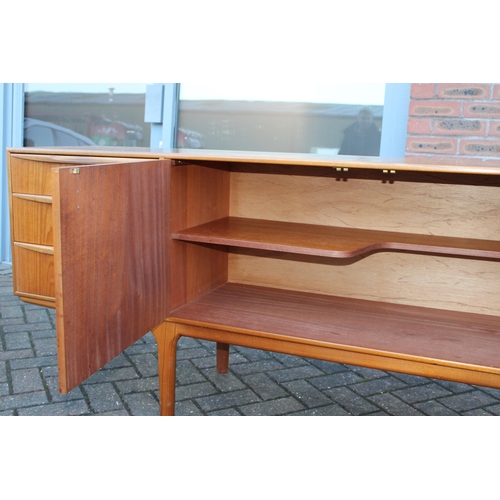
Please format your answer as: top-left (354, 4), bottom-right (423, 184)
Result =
top-left (176, 83), bottom-right (391, 156)
top-left (23, 84), bottom-right (149, 147)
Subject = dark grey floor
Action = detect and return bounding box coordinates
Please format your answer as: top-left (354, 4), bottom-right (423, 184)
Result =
top-left (1, 263), bottom-right (500, 416)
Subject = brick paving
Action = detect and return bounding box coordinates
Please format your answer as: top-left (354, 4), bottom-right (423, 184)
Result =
top-left (1, 263), bottom-right (500, 416)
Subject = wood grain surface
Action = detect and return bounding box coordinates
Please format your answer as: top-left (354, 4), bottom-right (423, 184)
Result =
top-left (52, 160), bottom-right (170, 393)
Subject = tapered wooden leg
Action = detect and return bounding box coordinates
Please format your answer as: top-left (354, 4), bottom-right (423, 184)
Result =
top-left (216, 342), bottom-right (230, 373)
top-left (152, 321), bottom-right (180, 416)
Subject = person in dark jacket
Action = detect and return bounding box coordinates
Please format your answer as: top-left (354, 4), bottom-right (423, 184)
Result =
top-left (338, 106), bottom-right (381, 156)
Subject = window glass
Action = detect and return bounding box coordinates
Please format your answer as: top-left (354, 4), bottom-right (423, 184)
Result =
top-left (177, 84), bottom-right (386, 156)
top-left (24, 84), bottom-right (149, 147)
top-left (24, 124), bottom-right (54, 147)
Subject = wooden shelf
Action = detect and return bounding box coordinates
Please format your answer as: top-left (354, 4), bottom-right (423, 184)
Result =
top-left (172, 216), bottom-right (500, 260)
top-left (169, 282), bottom-right (500, 373)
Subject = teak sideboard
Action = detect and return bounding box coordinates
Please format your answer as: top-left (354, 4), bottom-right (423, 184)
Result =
top-left (6, 146), bottom-right (500, 415)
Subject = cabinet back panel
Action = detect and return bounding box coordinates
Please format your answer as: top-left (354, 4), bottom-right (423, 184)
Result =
top-left (228, 250), bottom-right (500, 315)
top-left (230, 171), bottom-right (500, 240)
top-left (229, 170), bottom-right (500, 315)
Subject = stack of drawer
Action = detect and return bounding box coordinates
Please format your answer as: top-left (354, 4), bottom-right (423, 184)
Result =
top-left (8, 156), bottom-right (56, 307)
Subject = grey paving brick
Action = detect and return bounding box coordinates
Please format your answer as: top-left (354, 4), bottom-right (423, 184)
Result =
top-left (241, 372), bottom-right (288, 400)
top-left (462, 409), bottom-right (494, 416)
top-left (176, 359), bottom-right (208, 385)
top-left (127, 353), bottom-right (158, 378)
top-left (4, 332), bottom-right (31, 350)
top-left (196, 389), bottom-right (261, 412)
top-left (178, 337), bottom-right (203, 349)
top-left (17, 399), bottom-right (89, 416)
top-left (1, 305), bottom-right (24, 319)
top-left (390, 372), bottom-right (430, 386)
top-left (176, 400), bottom-right (204, 416)
top-left (176, 381), bottom-right (218, 401)
top-left (476, 386), bottom-right (500, 400)
top-left (229, 359), bottom-right (285, 376)
top-left (0, 361), bottom-right (6, 383)
top-left (102, 353), bottom-right (132, 370)
top-left (177, 347), bottom-right (213, 361)
top-left (290, 404), bottom-right (352, 416)
top-left (435, 379), bottom-right (475, 394)
top-left (84, 383), bottom-right (125, 413)
top-left (208, 408), bottom-right (243, 416)
top-left (272, 352), bottom-right (309, 368)
top-left (484, 404), bottom-right (500, 416)
top-left (190, 355), bottom-right (217, 370)
top-left (306, 358), bottom-right (351, 375)
top-left (0, 382), bottom-right (9, 397)
top-left (3, 322), bottom-right (53, 334)
top-left (323, 386), bottom-right (381, 415)
top-left (348, 365), bottom-right (387, 380)
top-left (31, 329), bottom-right (56, 339)
top-left (233, 346), bottom-right (274, 362)
top-left (308, 370), bottom-right (364, 390)
top-left (123, 342), bottom-right (158, 355)
top-left (240, 397), bottom-right (305, 416)
top-left (10, 355), bottom-right (57, 370)
top-left (122, 392), bottom-right (159, 416)
top-left (392, 383), bottom-right (453, 404)
top-left (350, 376), bottom-right (408, 397)
top-left (40, 365), bottom-right (58, 377)
top-left (43, 376), bottom-right (85, 403)
top-left (438, 390), bottom-right (499, 413)
top-left (368, 393), bottom-right (425, 416)
top-left (0, 391), bottom-right (48, 411)
top-left (115, 377), bottom-right (159, 394)
top-left (413, 400), bottom-right (459, 416)
top-left (267, 365), bottom-right (324, 384)
top-left (92, 409), bottom-right (130, 416)
top-left (32, 337), bottom-right (57, 357)
top-left (83, 367), bottom-right (140, 385)
top-left (11, 368), bottom-right (44, 393)
top-left (0, 317), bottom-right (27, 327)
top-left (281, 379), bottom-right (333, 408)
top-left (201, 369), bottom-right (247, 392)
top-left (0, 348), bottom-right (34, 362)
top-left (25, 309), bottom-right (51, 323)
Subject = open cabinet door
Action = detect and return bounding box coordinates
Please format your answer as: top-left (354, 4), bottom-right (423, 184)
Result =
top-left (52, 160), bottom-right (170, 393)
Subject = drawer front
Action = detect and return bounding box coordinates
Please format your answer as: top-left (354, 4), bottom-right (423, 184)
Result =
top-left (10, 159), bottom-right (54, 195)
top-left (12, 245), bottom-right (55, 301)
top-left (11, 196), bottom-right (53, 246)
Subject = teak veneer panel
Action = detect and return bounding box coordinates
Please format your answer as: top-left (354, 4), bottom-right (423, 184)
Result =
top-left (52, 160), bottom-right (170, 393)
top-left (168, 283), bottom-right (500, 379)
top-left (172, 216), bottom-right (500, 260)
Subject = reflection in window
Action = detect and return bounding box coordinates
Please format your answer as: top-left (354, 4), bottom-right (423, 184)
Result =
top-left (177, 84), bottom-right (385, 156)
top-left (24, 84), bottom-right (149, 148)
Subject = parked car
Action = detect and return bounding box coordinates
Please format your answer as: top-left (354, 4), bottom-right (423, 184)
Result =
top-left (24, 118), bottom-right (96, 147)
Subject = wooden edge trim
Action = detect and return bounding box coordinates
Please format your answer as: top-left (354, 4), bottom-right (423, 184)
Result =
top-left (168, 319), bottom-right (500, 380)
top-left (51, 168), bottom-right (68, 393)
top-left (10, 153), bottom-right (155, 164)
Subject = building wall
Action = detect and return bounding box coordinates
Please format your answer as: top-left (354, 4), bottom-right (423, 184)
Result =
top-left (406, 83), bottom-right (500, 166)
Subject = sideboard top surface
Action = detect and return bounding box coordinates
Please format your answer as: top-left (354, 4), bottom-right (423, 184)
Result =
top-left (7, 146), bottom-right (500, 175)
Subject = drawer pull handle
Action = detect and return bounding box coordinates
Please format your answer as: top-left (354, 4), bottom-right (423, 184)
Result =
top-left (12, 193), bottom-right (52, 204)
top-left (14, 242), bottom-right (54, 255)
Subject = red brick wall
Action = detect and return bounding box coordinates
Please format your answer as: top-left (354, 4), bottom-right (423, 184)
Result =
top-left (406, 83), bottom-right (500, 166)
